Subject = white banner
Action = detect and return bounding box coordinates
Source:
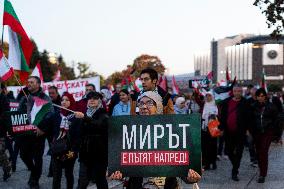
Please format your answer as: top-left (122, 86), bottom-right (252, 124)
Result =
top-left (7, 77), bottom-right (100, 101)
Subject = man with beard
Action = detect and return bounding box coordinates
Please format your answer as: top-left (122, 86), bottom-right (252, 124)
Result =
top-left (18, 76), bottom-right (54, 189)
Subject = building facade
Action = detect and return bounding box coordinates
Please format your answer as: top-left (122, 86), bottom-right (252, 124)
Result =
top-left (194, 34), bottom-right (284, 88)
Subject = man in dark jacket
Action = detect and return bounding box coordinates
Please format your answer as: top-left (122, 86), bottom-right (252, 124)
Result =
top-left (47, 86), bottom-right (61, 177)
top-left (0, 90), bottom-right (12, 181)
top-left (250, 88), bottom-right (278, 183)
top-left (76, 83), bottom-right (96, 113)
top-left (130, 68), bottom-right (174, 115)
top-left (219, 85), bottom-right (250, 181)
top-left (18, 76), bottom-right (54, 189)
top-left (108, 83), bottom-right (121, 115)
top-left (48, 86), bottom-right (61, 113)
top-left (246, 87), bottom-right (258, 167)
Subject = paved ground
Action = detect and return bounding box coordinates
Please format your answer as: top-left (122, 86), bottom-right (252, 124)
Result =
top-left (0, 139), bottom-right (283, 189)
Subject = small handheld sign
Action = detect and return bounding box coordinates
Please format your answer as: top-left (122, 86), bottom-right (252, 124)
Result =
top-left (108, 114), bottom-right (201, 177)
top-left (6, 111), bottom-right (37, 135)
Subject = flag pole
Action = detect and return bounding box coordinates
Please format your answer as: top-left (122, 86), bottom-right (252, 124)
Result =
top-left (1, 25), bottom-right (4, 50)
top-left (2, 57), bottom-right (29, 99)
top-left (52, 103), bottom-right (76, 113)
top-left (0, 26), bottom-right (3, 88)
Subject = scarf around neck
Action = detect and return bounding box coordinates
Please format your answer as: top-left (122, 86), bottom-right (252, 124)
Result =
top-left (86, 99), bottom-right (102, 117)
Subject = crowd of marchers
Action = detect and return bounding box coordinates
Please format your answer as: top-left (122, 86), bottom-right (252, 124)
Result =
top-left (0, 68), bottom-right (283, 189)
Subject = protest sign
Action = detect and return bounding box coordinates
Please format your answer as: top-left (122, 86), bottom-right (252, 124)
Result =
top-left (5, 111), bottom-right (36, 135)
top-left (7, 76), bottom-right (100, 101)
top-left (108, 114), bottom-right (201, 177)
top-left (9, 100), bottom-right (19, 111)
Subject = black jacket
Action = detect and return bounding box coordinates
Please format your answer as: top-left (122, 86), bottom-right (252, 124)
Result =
top-left (79, 108), bottom-right (109, 165)
top-left (219, 97), bottom-right (250, 136)
top-left (250, 101), bottom-right (278, 135)
top-left (0, 93), bottom-right (10, 138)
top-left (44, 113), bottom-right (81, 154)
top-left (18, 88), bottom-right (54, 134)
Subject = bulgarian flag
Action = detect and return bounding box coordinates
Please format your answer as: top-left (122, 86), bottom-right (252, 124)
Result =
top-left (31, 61), bottom-right (43, 82)
top-left (31, 97), bottom-right (52, 126)
top-left (3, 0), bottom-right (34, 83)
top-left (0, 50), bottom-right (14, 81)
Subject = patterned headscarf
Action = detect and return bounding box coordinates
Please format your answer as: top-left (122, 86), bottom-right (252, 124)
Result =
top-left (137, 91), bottom-right (163, 114)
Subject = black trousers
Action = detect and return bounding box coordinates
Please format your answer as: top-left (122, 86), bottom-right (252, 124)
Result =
top-left (78, 162), bottom-right (108, 189)
top-left (18, 136), bottom-right (45, 182)
top-left (225, 133), bottom-right (245, 176)
top-left (12, 139), bottom-right (20, 169)
top-left (52, 157), bottom-right (76, 189)
top-left (217, 135), bottom-right (228, 156)
top-left (202, 130), bottom-right (217, 166)
top-left (246, 133), bottom-right (257, 162)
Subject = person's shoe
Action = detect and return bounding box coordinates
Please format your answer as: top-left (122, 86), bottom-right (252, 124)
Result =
top-left (3, 171), bottom-right (11, 181)
top-left (12, 164), bottom-right (16, 172)
top-left (217, 155), bottom-right (221, 161)
top-left (47, 171), bottom-right (53, 177)
top-left (250, 162), bottom-right (257, 168)
top-left (257, 176), bottom-right (265, 183)
top-left (212, 163), bottom-right (217, 170)
top-left (232, 174), bottom-right (239, 181)
top-left (223, 155), bottom-right (229, 160)
top-left (29, 180), bottom-right (40, 189)
top-left (203, 165), bottom-right (210, 170)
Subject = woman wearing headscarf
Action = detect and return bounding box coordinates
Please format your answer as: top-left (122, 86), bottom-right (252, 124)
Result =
top-left (201, 92), bottom-right (218, 170)
top-left (44, 92), bottom-right (80, 189)
top-left (74, 91), bottom-right (109, 189)
top-left (110, 91), bottom-right (201, 189)
top-left (112, 89), bottom-right (131, 116)
top-left (174, 97), bottom-right (188, 114)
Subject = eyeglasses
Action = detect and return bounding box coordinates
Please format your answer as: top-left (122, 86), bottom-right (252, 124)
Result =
top-left (137, 100), bottom-right (155, 108)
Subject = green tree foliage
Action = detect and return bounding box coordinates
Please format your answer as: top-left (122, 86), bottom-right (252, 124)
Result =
top-left (132, 54), bottom-right (165, 77)
top-left (1, 39), bottom-right (76, 85)
top-left (254, 0), bottom-right (284, 38)
top-left (106, 71), bottom-right (124, 85)
top-left (106, 54), bottom-right (166, 86)
top-left (57, 55), bottom-right (76, 81)
top-left (77, 62), bottom-right (105, 86)
top-left (39, 50), bottom-right (58, 82)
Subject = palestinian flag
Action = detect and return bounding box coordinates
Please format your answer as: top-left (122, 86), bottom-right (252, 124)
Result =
top-left (158, 75), bottom-right (167, 91)
top-left (134, 77), bottom-right (143, 92)
top-left (213, 77), bottom-right (236, 104)
top-left (261, 68), bottom-right (267, 92)
top-left (3, 0), bottom-right (34, 82)
top-left (0, 50), bottom-right (14, 81)
top-left (171, 75), bottom-right (180, 95)
top-left (226, 66), bottom-right (230, 82)
top-left (31, 97), bottom-right (52, 126)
